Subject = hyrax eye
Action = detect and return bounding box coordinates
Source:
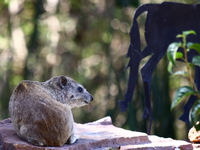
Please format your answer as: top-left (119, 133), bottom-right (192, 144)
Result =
top-left (77, 87), bottom-right (83, 92)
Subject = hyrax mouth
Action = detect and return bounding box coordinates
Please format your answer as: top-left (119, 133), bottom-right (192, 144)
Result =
top-left (84, 95), bottom-right (93, 104)
top-left (84, 101), bottom-right (89, 104)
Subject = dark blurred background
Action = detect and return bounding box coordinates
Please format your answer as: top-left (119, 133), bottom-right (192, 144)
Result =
top-left (0, 0), bottom-right (199, 140)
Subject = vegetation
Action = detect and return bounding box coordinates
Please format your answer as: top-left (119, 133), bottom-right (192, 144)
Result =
top-left (167, 30), bottom-right (200, 130)
top-left (0, 0), bottom-right (199, 140)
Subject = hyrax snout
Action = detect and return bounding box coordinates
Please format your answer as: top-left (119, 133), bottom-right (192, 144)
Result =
top-left (9, 75), bottom-right (93, 147)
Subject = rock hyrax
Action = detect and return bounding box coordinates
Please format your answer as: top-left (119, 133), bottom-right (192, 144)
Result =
top-left (9, 75), bottom-right (93, 147)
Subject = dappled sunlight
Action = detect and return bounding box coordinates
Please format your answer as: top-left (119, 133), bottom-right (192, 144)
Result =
top-left (11, 28), bottom-right (28, 69)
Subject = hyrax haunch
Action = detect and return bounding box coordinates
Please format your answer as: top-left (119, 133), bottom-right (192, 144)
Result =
top-left (9, 76), bottom-right (93, 147)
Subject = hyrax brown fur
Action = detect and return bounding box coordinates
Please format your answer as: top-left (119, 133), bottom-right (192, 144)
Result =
top-left (9, 75), bottom-right (93, 147)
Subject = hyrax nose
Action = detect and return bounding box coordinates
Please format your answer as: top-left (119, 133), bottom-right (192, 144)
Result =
top-left (90, 95), bottom-right (93, 101)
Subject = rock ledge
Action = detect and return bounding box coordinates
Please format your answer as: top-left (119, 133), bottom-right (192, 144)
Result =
top-left (0, 117), bottom-right (194, 150)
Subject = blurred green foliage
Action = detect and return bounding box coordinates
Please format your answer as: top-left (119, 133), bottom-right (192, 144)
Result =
top-left (167, 30), bottom-right (200, 130)
top-left (0, 0), bottom-right (199, 140)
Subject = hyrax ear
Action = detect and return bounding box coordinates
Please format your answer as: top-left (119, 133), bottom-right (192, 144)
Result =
top-left (58, 76), bottom-right (67, 89)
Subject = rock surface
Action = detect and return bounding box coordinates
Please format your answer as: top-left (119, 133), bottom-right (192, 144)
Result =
top-left (0, 117), bottom-right (194, 150)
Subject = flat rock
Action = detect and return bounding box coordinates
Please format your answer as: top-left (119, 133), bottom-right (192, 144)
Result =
top-left (0, 117), bottom-right (194, 150)
top-left (0, 117), bottom-right (149, 150)
top-left (120, 135), bottom-right (193, 150)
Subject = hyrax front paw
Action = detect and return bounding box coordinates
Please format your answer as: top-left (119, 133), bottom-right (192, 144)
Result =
top-left (67, 134), bottom-right (79, 144)
top-left (28, 139), bottom-right (44, 146)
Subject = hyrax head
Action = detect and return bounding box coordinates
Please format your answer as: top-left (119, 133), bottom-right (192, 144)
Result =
top-left (46, 75), bottom-right (93, 108)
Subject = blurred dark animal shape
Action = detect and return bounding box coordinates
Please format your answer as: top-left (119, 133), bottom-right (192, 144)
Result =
top-left (119, 2), bottom-right (200, 134)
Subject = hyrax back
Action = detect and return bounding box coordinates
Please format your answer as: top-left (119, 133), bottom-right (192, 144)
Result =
top-left (9, 76), bottom-right (93, 147)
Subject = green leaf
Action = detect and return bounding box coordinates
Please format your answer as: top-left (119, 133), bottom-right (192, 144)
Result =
top-left (168, 62), bottom-right (173, 74)
top-left (187, 43), bottom-right (200, 54)
top-left (190, 100), bottom-right (200, 131)
top-left (192, 56), bottom-right (200, 67)
top-left (167, 42), bottom-right (181, 65)
top-left (187, 42), bottom-right (193, 47)
top-left (170, 71), bottom-right (188, 78)
top-left (171, 86), bottom-right (196, 110)
top-left (183, 30), bottom-right (196, 37)
top-left (176, 34), bottom-right (183, 38)
top-left (175, 52), bottom-right (183, 59)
